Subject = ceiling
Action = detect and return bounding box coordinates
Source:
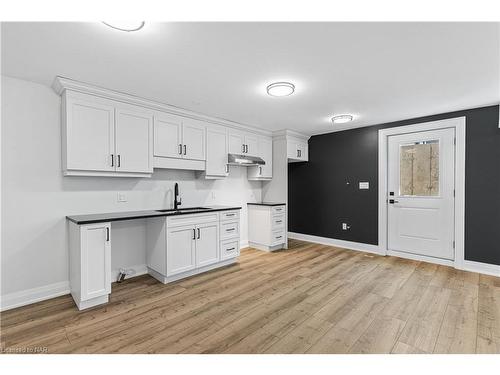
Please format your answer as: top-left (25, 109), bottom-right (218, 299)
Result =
top-left (2, 22), bottom-right (499, 135)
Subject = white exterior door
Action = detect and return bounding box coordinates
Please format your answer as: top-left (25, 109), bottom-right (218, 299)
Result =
top-left (154, 113), bottom-right (183, 159)
top-left (166, 225), bottom-right (196, 276)
top-left (182, 119), bottom-right (206, 161)
top-left (66, 97), bottom-right (115, 172)
top-left (115, 108), bottom-right (153, 173)
top-left (387, 128), bottom-right (455, 260)
top-left (195, 222), bottom-right (219, 268)
top-left (80, 223), bottom-right (111, 301)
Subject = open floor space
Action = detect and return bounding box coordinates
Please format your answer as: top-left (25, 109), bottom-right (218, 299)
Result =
top-left (2, 240), bottom-right (499, 354)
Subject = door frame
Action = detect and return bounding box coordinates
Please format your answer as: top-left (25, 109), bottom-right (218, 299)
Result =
top-left (378, 117), bottom-right (466, 269)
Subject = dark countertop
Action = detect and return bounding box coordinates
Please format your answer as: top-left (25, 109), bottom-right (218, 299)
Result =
top-left (247, 202), bottom-right (286, 207)
top-left (67, 206), bottom-right (242, 225)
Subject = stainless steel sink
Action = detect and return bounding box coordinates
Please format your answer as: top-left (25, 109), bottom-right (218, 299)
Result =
top-left (156, 207), bottom-right (211, 213)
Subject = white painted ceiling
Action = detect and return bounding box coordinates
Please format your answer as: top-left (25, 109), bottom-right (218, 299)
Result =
top-left (2, 22), bottom-right (499, 135)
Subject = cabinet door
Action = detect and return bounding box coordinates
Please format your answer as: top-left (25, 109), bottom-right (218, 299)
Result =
top-left (115, 108), bottom-right (153, 173)
top-left (195, 222), bottom-right (219, 268)
top-left (244, 133), bottom-right (259, 157)
top-left (166, 225), bottom-right (196, 276)
top-left (259, 137), bottom-right (273, 178)
top-left (182, 119), bottom-right (206, 161)
top-left (206, 126), bottom-right (229, 177)
top-left (81, 223), bottom-right (111, 301)
top-left (154, 113), bottom-right (183, 159)
top-left (65, 95), bottom-right (115, 172)
top-left (228, 130), bottom-right (245, 154)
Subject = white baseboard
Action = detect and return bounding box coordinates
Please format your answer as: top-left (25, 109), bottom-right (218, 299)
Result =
top-left (288, 232), bottom-right (384, 255)
top-left (240, 240), bottom-right (249, 249)
top-left (462, 260), bottom-right (500, 277)
top-left (0, 281), bottom-right (70, 312)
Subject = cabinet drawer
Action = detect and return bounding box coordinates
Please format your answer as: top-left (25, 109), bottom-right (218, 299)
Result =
top-left (220, 239), bottom-right (240, 260)
top-left (220, 221), bottom-right (240, 240)
top-left (271, 230), bottom-right (286, 245)
top-left (271, 205), bottom-right (286, 216)
top-left (271, 215), bottom-right (285, 231)
top-left (220, 210), bottom-right (239, 221)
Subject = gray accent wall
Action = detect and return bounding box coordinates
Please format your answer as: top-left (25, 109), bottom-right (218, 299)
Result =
top-left (288, 105), bottom-right (500, 265)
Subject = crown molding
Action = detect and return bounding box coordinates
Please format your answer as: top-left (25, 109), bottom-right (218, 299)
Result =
top-left (272, 129), bottom-right (310, 141)
top-left (52, 76), bottom-right (272, 137)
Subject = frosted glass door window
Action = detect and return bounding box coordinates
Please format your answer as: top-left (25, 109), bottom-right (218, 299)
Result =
top-left (399, 140), bottom-right (439, 196)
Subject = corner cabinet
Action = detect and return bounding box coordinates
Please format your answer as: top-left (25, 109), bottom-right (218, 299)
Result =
top-left (62, 90), bottom-right (153, 177)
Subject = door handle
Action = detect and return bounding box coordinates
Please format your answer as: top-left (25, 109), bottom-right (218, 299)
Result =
top-left (245, 144), bottom-right (248, 153)
top-left (106, 227), bottom-right (110, 242)
top-left (117, 155), bottom-right (121, 168)
top-left (179, 144), bottom-right (182, 155)
top-left (242, 144), bottom-right (245, 153)
top-left (259, 166), bottom-right (262, 175)
top-left (389, 199), bottom-right (399, 204)
top-left (111, 154), bottom-right (114, 167)
top-left (192, 228), bottom-right (196, 240)
top-left (183, 145), bottom-right (187, 155)
top-left (197, 228), bottom-right (200, 239)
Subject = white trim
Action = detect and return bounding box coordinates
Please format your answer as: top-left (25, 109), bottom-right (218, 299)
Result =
top-left (272, 129), bottom-right (311, 141)
top-left (288, 232), bottom-right (384, 255)
top-left (387, 250), bottom-right (454, 267)
top-left (240, 240), bottom-right (250, 249)
top-left (0, 281), bottom-right (70, 311)
top-left (378, 117), bottom-right (466, 270)
top-left (53, 76), bottom-right (273, 137)
top-left (462, 260), bottom-right (500, 277)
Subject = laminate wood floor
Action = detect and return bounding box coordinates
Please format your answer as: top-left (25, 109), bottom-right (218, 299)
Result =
top-left (1, 240), bottom-right (500, 354)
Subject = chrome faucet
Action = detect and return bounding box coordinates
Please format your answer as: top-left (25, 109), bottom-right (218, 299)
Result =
top-left (174, 182), bottom-right (182, 210)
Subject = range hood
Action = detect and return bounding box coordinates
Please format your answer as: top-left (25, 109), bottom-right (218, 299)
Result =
top-left (228, 153), bottom-right (266, 166)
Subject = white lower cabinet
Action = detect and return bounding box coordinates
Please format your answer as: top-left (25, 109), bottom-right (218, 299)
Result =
top-left (69, 221), bottom-right (112, 310)
top-left (166, 224), bottom-right (197, 276)
top-left (146, 210), bottom-right (240, 283)
top-left (248, 204), bottom-right (287, 251)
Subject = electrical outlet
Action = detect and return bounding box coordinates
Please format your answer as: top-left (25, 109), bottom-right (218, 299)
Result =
top-left (342, 223), bottom-right (350, 230)
top-left (117, 192), bottom-right (127, 203)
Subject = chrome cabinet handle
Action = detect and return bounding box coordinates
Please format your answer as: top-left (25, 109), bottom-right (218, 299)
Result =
top-left (179, 144), bottom-right (182, 155)
top-left (242, 144), bottom-right (245, 153)
top-left (111, 154), bottom-right (114, 167)
top-left (117, 155), bottom-right (121, 167)
top-left (192, 228), bottom-right (196, 240)
top-left (106, 227), bottom-right (110, 242)
top-left (183, 145), bottom-right (187, 155)
top-left (197, 228), bottom-right (200, 239)
top-left (226, 247), bottom-right (235, 251)
top-left (226, 228), bottom-right (235, 232)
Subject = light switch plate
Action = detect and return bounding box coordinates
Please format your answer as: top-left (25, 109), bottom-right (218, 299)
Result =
top-left (359, 182), bottom-right (369, 190)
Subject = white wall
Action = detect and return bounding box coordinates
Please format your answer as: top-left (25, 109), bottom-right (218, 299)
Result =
top-left (1, 75), bottom-right (262, 305)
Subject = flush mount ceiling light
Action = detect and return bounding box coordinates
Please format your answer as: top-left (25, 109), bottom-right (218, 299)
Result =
top-left (331, 115), bottom-right (354, 124)
top-left (102, 21), bottom-right (145, 32)
top-left (266, 82), bottom-right (295, 97)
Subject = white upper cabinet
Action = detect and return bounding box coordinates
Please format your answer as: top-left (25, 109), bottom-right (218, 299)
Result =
top-left (244, 133), bottom-right (259, 157)
top-left (228, 130), bottom-right (259, 157)
top-left (182, 118), bottom-right (206, 161)
top-left (115, 108), bottom-right (153, 173)
top-left (205, 125), bottom-right (229, 178)
top-left (154, 114), bottom-right (206, 162)
top-left (287, 137), bottom-right (309, 162)
top-left (62, 91), bottom-right (153, 177)
top-left (154, 113), bottom-right (183, 159)
top-left (248, 136), bottom-right (273, 180)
